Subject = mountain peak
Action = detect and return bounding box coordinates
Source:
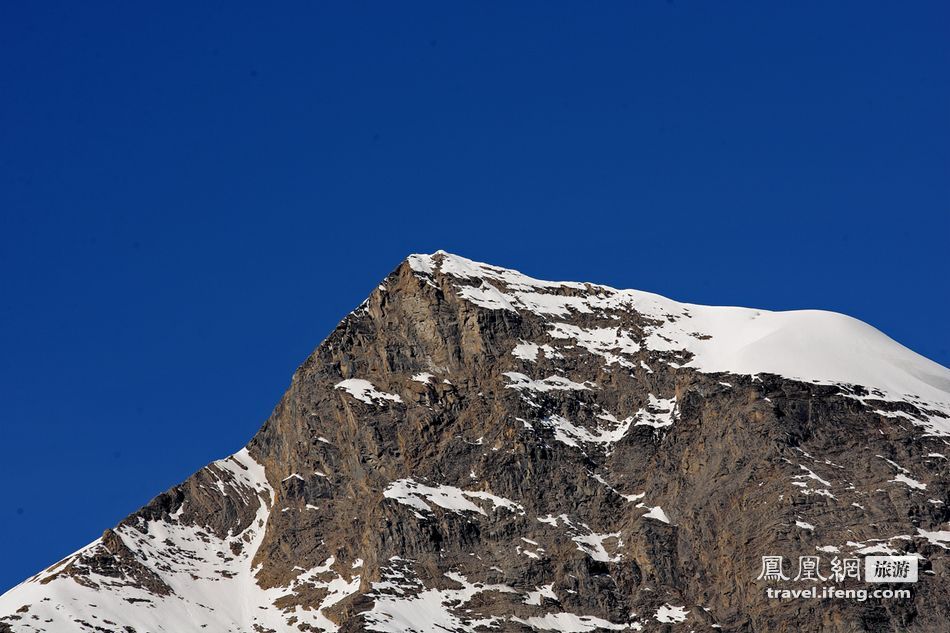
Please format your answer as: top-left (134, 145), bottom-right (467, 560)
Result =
top-left (3, 254), bottom-right (949, 632)
top-left (401, 251), bottom-right (950, 432)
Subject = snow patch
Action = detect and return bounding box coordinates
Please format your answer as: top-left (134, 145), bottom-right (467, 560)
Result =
top-left (383, 479), bottom-right (524, 517)
top-left (916, 525), bottom-right (950, 549)
top-left (335, 379), bottom-right (402, 405)
top-left (655, 604), bottom-right (688, 623)
top-left (513, 612), bottom-right (636, 631)
top-left (890, 473), bottom-right (927, 490)
top-left (548, 322), bottom-right (640, 367)
top-left (503, 372), bottom-right (592, 392)
top-left (524, 583), bottom-right (557, 605)
top-left (541, 414), bottom-right (634, 448)
top-left (641, 506), bottom-right (671, 524)
top-left (512, 341), bottom-right (562, 362)
top-left (633, 395), bottom-right (678, 429)
top-left (363, 567), bottom-right (515, 633)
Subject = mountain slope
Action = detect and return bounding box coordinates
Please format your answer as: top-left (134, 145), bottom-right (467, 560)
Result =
top-left (2, 251), bottom-right (949, 632)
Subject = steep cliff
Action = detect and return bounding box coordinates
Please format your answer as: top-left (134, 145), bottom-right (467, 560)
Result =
top-left (2, 252), bottom-right (948, 632)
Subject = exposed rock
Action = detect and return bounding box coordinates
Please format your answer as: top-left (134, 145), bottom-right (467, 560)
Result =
top-left (2, 251), bottom-right (949, 632)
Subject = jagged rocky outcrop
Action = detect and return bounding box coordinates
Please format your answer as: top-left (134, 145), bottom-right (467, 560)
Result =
top-left (2, 251), bottom-right (949, 632)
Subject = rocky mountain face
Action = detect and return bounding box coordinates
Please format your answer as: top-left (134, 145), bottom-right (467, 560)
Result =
top-left (2, 251), bottom-right (949, 633)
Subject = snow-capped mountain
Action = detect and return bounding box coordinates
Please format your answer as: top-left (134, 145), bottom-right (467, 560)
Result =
top-left (2, 251), bottom-right (949, 632)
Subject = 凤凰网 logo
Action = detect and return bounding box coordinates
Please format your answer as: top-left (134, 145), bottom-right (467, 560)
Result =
top-left (756, 554), bottom-right (917, 601)
top-left (758, 555), bottom-right (865, 582)
top-left (757, 554), bottom-right (917, 583)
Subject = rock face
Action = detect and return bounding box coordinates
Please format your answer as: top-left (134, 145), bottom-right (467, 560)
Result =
top-left (2, 251), bottom-right (949, 633)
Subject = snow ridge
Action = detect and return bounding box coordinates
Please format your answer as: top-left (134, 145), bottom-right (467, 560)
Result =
top-left (409, 251), bottom-right (950, 435)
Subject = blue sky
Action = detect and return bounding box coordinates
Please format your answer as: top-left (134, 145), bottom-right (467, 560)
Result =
top-left (1, 2), bottom-right (947, 592)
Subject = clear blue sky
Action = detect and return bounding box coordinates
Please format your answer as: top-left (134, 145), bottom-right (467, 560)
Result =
top-left (1, 2), bottom-right (947, 592)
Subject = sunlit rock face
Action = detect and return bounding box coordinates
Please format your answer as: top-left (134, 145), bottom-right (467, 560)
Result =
top-left (3, 251), bottom-right (949, 633)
